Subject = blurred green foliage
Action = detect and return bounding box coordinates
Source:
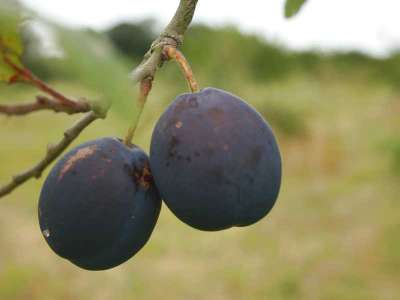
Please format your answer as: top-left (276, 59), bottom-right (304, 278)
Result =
top-left (0, 1), bottom-right (23, 81)
top-left (22, 25), bottom-right (140, 119)
top-left (257, 100), bottom-right (308, 137)
top-left (285, 0), bottom-right (307, 18)
top-left (105, 20), bottom-right (156, 59)
top-left (385, 137), bottom-right (400, 175)
top-left (22, 20), bottom-right (400, 90)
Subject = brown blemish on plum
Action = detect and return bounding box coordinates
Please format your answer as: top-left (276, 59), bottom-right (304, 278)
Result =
top-left (189, 97), bottom-right (198, 108)
top-left (174, 96), bottom-right (198, 113)
top-left (170, 136), bottom-right (179, 148)
top-left (134, 163), bottom-right (153, 190)
top-left (167, 136), bottom-right (180, 159)
top-left (175, 121), bottom-right (183, 128)
top-left (100, 153), bottom-right (112, 164)
top-left (110, 147), bottom-right (117, 154)
top-left (59, 145), bottom-right (97, 180)
top-left (223, 144), bottom-right (229, 151)
top-left (208, 107), bottom-right (225, 125)
top-left (167, 117), bottom-right (178, 129)
top-left (168, 150), bottom-right (177, 159)
top-left (248, 145), bottom-right (263, 168)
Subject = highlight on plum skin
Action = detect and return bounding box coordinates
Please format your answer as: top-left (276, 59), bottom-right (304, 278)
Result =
top-left (38, 137), bottom-right (161, 271)
top-left (150, 87), bottom-right (282, 231)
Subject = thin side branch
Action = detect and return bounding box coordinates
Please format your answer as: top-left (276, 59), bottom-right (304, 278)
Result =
top-left (124, 77), bottom-right (153, 146)
top-left (164, 46), bottom-right (199, 93)
top-left (3, 57), bottom-right (91, 111)
top-left (0, 112), bottom-right (101, 198)
top-left (0, 96), bottom-right (90, 116)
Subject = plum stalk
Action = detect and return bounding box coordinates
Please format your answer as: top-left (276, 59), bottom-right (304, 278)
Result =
top-left (124, 77), bottom-right (153, 146)
top-left (164, 46), bottom-right (199, 93)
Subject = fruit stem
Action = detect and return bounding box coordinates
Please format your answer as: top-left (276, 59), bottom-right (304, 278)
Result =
top-left (164, 46), bottom-right (200, 93)
top-left (124, 77), bottom-right (153, 146)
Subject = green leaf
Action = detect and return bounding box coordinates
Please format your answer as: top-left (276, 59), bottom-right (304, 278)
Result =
top-left (284, 0), bottom-right (307, 18)
top-left (0, 6), bottom-right (24, 82)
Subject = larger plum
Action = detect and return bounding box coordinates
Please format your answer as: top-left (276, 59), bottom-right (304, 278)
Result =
top-left (38, 137), bottom-right (161, 270)
top-left (150, 87), bottom-right (281, 231)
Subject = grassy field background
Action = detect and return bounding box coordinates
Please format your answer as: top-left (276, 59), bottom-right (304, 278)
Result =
top-left (0, 17), bottom-right (400, 300)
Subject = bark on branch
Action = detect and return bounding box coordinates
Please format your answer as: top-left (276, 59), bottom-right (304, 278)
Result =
top-left (0, 96), bottom-right (90, 116)
top-left (130, 0), bottom-right (199, 82)
top-left (3, 56), bottom-right (91, 112)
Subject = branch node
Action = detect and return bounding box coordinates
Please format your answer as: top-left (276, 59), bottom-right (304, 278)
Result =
top-left (90, 100), bottom-right (109, 119)
top-left (64, 130), bottom-right (74, 140)
top-left (130, 0), bottom-right (198, 84)
top-left (12, 175), bottom-right (23, 184)
top-left (47, 143), bottom-right (56, 154)
top-left (0, 95), bottom-right (92, 116)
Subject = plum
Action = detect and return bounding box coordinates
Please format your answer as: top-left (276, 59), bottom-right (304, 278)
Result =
top-left (38, 137), bottom-right (161, 270)
top-left (150, 87), bottom-right (281, 231)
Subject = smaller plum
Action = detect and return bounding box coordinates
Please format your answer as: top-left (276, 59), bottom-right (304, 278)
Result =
top-left (38, 137), bottom-right (161, 271)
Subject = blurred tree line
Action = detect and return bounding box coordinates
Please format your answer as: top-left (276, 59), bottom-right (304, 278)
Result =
top-left (21, 19), bottom-right (400, 91)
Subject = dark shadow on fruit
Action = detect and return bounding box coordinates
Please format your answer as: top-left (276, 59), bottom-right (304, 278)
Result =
top-left (38, 137), bottom-right (161, 270)
top-left (150, 87), bottom-right (281, 231)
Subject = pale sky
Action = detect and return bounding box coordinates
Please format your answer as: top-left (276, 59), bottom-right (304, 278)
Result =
top-left (20, 0), bottom-right (400, 57)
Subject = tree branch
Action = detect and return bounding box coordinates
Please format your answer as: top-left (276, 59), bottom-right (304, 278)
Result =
top-left (0, 111), bottom-right (102, 198)
top-left (163, 0), bottom-right (199, 42)
top-left (130, 0), bottom-right (199, 82)
top-left (0, 95), bottom-right (90, 116)
top-left (3, 56), bottom-right (91, 111)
